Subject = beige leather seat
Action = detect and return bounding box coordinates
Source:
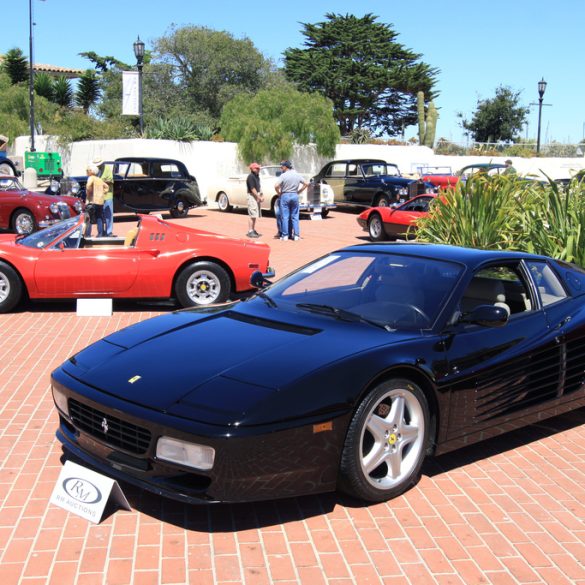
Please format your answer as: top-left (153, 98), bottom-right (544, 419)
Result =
top-left (124, 227), bottom-right (139, 247)
top-left (461, 277), bottom-right (510, 315)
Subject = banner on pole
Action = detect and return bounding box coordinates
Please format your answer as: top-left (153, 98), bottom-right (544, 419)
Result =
top-left (122, 71), bottom-right (139, 116)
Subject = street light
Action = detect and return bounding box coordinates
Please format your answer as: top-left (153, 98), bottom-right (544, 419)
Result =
top-left (133, 36), bottom-right (145, 135)
top-left (536, 78), bottom-right (547, 156)
top-left (28, 0), bottom-right (36, 152)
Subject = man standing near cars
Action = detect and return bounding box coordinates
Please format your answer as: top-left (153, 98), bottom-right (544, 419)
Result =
top-left (246, 162), bottom-right (263, 238)
top-left (94, 157), bottom-right (114, 236)
top-left (275, 160), bottom-right (308, 241)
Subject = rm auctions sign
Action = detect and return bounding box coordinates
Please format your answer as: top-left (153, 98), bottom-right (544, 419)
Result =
top-left (50, 460), bottom-right (130, 524)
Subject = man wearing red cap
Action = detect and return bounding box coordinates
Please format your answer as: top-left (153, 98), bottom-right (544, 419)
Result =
top-left (246, 162), bottom-right (263, 238)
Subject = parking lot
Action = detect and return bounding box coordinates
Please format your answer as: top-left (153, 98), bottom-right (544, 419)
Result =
top-left (0, 205), bottom-right (583, 585)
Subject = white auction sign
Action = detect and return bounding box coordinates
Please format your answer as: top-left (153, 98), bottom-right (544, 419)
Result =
top-left (50, 460), bottom-right (130, 524)
top-left (122, 71), bottom-right (139, 116)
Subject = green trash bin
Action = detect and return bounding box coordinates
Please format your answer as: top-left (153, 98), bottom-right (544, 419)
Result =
top-left (24, 151), bottom-right (63, 178)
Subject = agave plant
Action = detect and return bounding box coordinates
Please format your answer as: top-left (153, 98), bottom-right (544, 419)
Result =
top-left (147, 116), bottom-right (214, 141)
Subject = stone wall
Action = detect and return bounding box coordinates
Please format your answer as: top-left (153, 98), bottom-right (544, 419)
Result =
top-left (13, 136), bottom-right (585, 203)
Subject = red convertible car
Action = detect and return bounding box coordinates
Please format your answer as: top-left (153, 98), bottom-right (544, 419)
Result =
top-left (357, 195), bottom-right (437, 241)
top-left (0, 214), bottom-right (272, 312)
top-left (0, 174), bottom-right (83, 235)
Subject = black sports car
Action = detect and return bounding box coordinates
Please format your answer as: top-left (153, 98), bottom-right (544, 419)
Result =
top-left (51, 243), bottom-right (585, 504)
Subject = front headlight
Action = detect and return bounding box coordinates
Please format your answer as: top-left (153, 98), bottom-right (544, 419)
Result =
top-left (74, 200), bottom-right (83, 212)
top-left (49, 202), bottom-right (59, 213)
top-left (398, 187), bottom-right (408, 196)
top-left (52, 385), bottom-right (69, 416)
top-left (71, 181), bottom-right (80, 195)
top-left (156, 436), bottom-right (215, 471)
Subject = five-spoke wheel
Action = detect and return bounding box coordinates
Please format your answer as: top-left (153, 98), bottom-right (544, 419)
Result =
top-left (339, 379), bottom-right (429, 502)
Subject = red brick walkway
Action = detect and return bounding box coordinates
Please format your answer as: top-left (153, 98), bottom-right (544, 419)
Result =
top-left (0, 207), bottom-right (583, 585)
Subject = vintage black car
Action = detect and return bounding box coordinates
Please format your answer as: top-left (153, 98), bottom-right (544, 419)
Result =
top-left (312, 159), bottom-right (436, 208)
top-left (52, 243), bottom-right (585, 504)
top-left (51, 157), bottom-right (202, 218)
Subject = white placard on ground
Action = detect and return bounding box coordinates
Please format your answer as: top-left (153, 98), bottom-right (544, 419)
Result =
top-left (76, 298), bottom-right (113, 316)
top-left (50, 460), bottom-right (131, 524)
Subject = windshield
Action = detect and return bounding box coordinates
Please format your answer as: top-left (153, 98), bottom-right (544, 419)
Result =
top-left (0, 177), bottom-right (24, 191)
top-left (265, 250), bottom-right (463, 329)
top-left (16, 217), bottom-right (80, 249)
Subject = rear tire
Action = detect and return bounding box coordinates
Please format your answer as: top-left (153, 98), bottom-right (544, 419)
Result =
top-left (175, 261), bottom-right (231, 307)
top-left (374, 194), bottom-right (391, 207)
top-left (217, 192), bottom-right (232, 212)
top-left (0, 261), bottom-right (23, 313)
top-left (170, 195), bottom-right (189, 218)
top-left (11, 209), bottom-right (36, 235)
top-left (367, 213), bottom-right (386, 241)
top-left (321, 209), bottom-right (330, 219)
top-left (0, 161), bottom-right (16, 176)
top-left (339, 379), bottom-right (429, 502)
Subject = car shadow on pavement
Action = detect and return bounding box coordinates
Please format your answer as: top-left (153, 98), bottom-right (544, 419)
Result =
top-left (423, 406), bottom-right (585, 479)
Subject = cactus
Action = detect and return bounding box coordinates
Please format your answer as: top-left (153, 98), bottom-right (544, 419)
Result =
top-left (417, 91), bottom-right (439, 149)
top-left (417, 92), bottom-right (425, 145)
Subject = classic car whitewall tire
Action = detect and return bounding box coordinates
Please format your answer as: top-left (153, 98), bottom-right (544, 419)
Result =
top-left (217, 192), bottom-right (232, 212)
top-left (339, 379), bottom-right (430, 502)
top-left (367, 213), bottom-right (386, 241)
top-left (175, 261), bottom-right (231, 306)
top-left (374, 193), bottom-right (391, 207)
top-left (11, 209), bottom-right (36, 235)
top-left (0, 161), bottom-right (16, 176)
top-left (0, 262), bottom-right (23, 313)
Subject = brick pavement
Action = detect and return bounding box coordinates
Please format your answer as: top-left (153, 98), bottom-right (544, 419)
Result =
top-left (0, 205), bottom-right (583, 585)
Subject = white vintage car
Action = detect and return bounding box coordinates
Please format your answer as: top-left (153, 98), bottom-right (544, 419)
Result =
top-left (210, 165), bottom-right (336, 218)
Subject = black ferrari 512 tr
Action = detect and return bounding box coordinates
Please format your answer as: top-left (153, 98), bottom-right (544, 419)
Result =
top-left (52, 243), bottom-right (585, 504)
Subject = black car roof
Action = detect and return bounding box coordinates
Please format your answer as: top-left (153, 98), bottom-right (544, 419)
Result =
top-left (340, 241), bottom-right (545, 268)
top-left (325, 159), bottom-right (392, 165)
top-left (114, 157), bottom-right (186, 165)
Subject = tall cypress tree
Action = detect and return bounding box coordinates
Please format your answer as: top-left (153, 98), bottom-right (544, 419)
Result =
top-left (284, 13), bottom-right (439, 137)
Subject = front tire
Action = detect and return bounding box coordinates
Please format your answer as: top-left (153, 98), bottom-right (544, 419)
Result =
top-left (0, 161), bottom-right (16, 176)
top-left (374, 193), bottom-right (392, 207)
top-left (0, 261), bottom-right (23, 313)
top-left (367, 213), bottom-right (386, 241)
top-left (175, 261), bottom-right (231, 307)
top-left (11, 209), bottom-right (36, 235)
top-left (321, 208), bottom-right (330, 219)
top-left (339, 379), bottom-right (429, 502)
top-left (217, 192), bottom-right (232, 212)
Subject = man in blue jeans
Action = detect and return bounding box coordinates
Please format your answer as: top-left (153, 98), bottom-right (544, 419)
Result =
top-left (275, 160), bottom-right (309, 241)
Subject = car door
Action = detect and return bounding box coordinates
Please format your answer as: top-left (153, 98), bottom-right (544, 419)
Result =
top-left (33, 228), bottom-right (140, 294)
top-left (387, 196), bottom-right (433, 235)
top-left (441, 262), bottom-right (563, 442)
top-left (118, 161), bottom-right (157, 211)
top-left (322, 163), bottom-right (347, 202)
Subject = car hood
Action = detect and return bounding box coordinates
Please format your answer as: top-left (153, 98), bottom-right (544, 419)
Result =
top-left (60, 304), bottom-right (417, 426)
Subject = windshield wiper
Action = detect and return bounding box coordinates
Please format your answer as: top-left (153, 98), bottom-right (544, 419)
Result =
top-left (296, 303), bottom-right (393, 331)
top-left (256, 291), bottom-right (277, 308)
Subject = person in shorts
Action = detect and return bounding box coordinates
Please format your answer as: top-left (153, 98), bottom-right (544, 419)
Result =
top-left (246, 162), bottom-right (263, 238)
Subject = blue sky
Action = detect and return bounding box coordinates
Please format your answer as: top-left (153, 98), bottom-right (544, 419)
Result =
top-left (4, 0), bottom-right (584, 143)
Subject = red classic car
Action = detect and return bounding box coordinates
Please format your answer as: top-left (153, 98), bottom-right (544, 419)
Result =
top-left (419, 167), bottom-right (459, 190)
top-left (0, 213), bottom-right (272, 312)
top-left (0, 174), bottom-right (83, 235)
top-left (357, 194), bottom-right (437, 241)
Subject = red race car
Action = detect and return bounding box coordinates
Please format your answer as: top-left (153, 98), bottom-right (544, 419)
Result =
top-left (0, 174), bottom-right (83, 235)
top-left (0, 213), bottom-right (272, 312)
top-left (357, 194), bottom-right (437, 241)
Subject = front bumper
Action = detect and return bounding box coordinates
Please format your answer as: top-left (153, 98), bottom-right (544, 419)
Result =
top-left (52, 368), bottom-right (347, 504)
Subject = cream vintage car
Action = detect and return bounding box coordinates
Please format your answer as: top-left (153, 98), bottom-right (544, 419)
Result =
top-left (210, 165), bottom-right (336, 218)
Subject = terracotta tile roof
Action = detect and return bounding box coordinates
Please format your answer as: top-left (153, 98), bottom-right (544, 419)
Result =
top-left (33, 63), bottom-right (85, 78)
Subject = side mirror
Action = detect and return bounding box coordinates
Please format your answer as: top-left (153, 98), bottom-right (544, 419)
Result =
top-left (459, 304), bottom-right (509, 328)
top-left (250, 270), bottom-right (273, 289)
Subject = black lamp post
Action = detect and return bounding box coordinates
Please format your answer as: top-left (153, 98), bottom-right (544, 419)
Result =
top-left (133, 36), bottom-right (145, 135)
top-left (28, 0), bottom-right (36, 152)
top-left (536, 78), bottom-right (547, 156)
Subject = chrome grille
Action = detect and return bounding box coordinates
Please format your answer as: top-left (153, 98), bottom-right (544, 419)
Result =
top-left (69, 399), bottom-right (152, 454)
